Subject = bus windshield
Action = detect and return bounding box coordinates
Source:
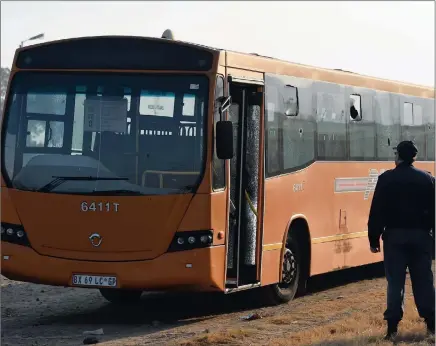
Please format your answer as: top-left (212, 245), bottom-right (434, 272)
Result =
top-left (2, 72), bottom-right (209, 195)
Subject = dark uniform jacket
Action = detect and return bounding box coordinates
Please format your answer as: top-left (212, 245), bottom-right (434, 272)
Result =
top-left (368, 162), bottom-right (435, 248)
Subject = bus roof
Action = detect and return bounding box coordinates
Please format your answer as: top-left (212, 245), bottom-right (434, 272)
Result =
top-left (158, 35), bottom-right (433, 94)
top-left (15, 34), bottom-right (434, 97)
top-left (222, 49), bottom-right (434, 98)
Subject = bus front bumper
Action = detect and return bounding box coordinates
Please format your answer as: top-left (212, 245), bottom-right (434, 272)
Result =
top-left (1, 242), bottom-right (226, 292)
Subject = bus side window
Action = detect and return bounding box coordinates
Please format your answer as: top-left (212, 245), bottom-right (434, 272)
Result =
top-left (212, 75), bottom-right (225, 190)
top-left (349, 94), bottom-right (362, 121)
top-left (401, 101), bottom-right (426, 160)
top-left (426, 100), bottom-right (435, 160)
top-left (284, 84), bottom-right (299, 116)
top-left (403, 102), bottom-right (413, 126)
top-left (375, 91), bottom-right (399, 160)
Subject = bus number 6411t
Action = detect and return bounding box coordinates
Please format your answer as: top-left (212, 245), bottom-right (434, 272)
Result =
top-left (81, 202), bottom-right (119, 212)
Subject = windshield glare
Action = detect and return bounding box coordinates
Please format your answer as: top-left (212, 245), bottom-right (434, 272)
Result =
top-left (2, 72), bottom-right (209, 195)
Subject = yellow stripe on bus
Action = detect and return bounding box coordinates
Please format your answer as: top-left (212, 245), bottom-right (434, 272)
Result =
top-left (262, 243), bottom-right (282, 251)
top-left (262, 231), bottom-right (368, 251)
top-left (311, 231), bottom-right (368, 244)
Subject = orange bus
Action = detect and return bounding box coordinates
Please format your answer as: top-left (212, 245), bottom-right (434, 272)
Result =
top-left (1, 30), bottom-right (434, 305)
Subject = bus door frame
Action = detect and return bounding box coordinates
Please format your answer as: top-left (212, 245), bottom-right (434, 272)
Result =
top-left (224, 74), bottom-right (266, 291)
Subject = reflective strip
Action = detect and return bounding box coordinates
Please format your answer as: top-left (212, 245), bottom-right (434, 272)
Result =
top-left (312, 231), bottom-right (368, 244)
top-left (262, 231), bottom-right (368, 251)
top-left (262, 243), bottom-right (282, 251)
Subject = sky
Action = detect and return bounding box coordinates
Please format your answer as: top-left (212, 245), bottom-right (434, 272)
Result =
top-left (1, 1), bottom-right (434, 87)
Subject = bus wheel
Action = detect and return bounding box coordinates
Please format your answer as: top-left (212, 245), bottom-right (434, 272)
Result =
top-left (99, 288), bottom-right (142, 304)
top-left (262, 236), bottom-right (301, 305)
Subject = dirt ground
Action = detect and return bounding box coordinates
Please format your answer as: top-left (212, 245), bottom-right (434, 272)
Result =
top-left (1, 263), bottom-right (434, 346)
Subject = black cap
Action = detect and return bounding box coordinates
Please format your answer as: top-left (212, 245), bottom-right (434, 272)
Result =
top-left (394, 140), bottom-right (418, 161)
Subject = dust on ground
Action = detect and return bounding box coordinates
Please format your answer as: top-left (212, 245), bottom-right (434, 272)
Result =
top-left (1, 262), bottom-right (434, 346)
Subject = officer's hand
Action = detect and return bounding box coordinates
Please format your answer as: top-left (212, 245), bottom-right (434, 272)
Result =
top-left (370, 246), bottom-right (380, 253)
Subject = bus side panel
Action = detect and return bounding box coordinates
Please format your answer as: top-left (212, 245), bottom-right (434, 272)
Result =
top-left (177, 193), bottom-right (212, 231)
top-left (343, 161), bottom-right (434, 270)
top-left (263, 163), bottom-right (342, 280)
top-left (260, 71), bottom-right (434, 285)
top-left (1, 188), bottom-right (21, 225)
top-left (262, 162), bottom-right (387, 280)
top-left (177, 192), bottom-right (227, 246)
top-left (260, 249), bottom-right (281, 285)
top-left (343, 237), bottom-right (383, 269)
top-left (262, 160), bottom-right (433, 281)
top-left (210, 191), bottom-right (228, 246)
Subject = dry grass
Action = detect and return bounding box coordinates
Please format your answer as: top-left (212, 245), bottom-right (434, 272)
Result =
top-left (177, 275), bottom-right (434, 346)
top-left (269, 306), bottom-right (434, 346)
top-left (178, 328), bottom-right (256, 345)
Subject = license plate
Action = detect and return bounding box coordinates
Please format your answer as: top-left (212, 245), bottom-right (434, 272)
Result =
top-left (72, 274), bottom-right (117, 287)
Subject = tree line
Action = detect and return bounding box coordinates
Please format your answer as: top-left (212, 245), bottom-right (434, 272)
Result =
top-left (1, 67), bottom-right (11, 112)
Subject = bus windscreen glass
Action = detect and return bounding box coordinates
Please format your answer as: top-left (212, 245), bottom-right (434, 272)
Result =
top-left (2, 72), bottom-right (209, 195)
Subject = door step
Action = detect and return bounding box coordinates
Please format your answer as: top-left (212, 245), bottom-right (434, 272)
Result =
top-left (225, 282), bottom-right (261, 294)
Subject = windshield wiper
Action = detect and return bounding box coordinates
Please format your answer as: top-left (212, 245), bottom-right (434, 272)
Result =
top-left (37, 176), bottom-right (129, 193)
top-left (181, 185), bottom-right (196, 192)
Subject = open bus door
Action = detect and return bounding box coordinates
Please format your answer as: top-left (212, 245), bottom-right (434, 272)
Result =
top-left (224, 77), bottom-right (265, 291)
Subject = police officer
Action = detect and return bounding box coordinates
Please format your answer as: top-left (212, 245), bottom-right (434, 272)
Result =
top-left (368, 140), bottom-right (435, 340)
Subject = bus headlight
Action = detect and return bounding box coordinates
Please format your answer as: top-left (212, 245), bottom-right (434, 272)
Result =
top-left (168, 230), bottom-right (214, 252)
top-left (200, 235), bottom-right (213, 244)
top-left (1, 223), bottom-right (31, 247)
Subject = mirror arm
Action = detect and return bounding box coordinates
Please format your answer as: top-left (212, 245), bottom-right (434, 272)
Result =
top-left (218, 95), bottom-right (232, 121)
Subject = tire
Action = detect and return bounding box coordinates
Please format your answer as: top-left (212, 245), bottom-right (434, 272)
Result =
top-left (99, 288), bottom-right (142, 304)
top-left (261, 235), bottom-right (302, 305)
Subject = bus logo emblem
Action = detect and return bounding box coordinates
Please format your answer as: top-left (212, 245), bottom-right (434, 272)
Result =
top-left (89, 233), bottom-right (103, 247)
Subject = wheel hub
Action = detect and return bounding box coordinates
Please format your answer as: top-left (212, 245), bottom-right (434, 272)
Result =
top-left (282, 248), bottom-right (296, 285)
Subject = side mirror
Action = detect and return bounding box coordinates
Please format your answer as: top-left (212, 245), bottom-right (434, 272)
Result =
top-left (216, 120), bottom-right (234, 160)
top-left (218, 96), bottom-right (232, 117)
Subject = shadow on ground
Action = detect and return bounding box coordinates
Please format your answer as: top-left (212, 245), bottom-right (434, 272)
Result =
top-left (306, 331), bottom-right (434, 346)
top-left (305, 261), bottom-right (385, 296)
